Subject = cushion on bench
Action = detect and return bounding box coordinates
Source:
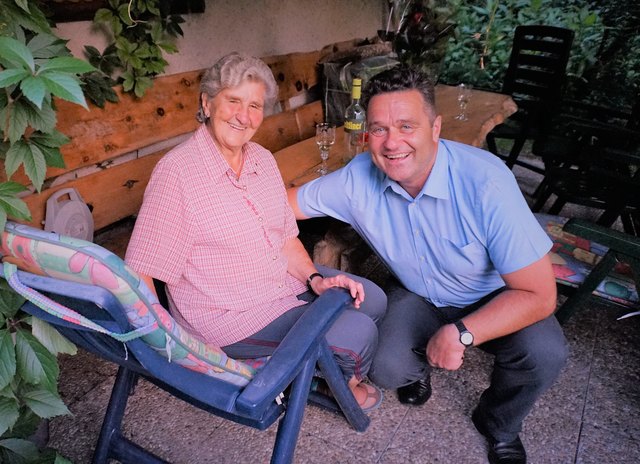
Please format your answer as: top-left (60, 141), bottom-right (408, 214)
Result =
top-left (535, 213), bottom-right (639, 307)
top-left (1, 222), bottom-right (256, 386)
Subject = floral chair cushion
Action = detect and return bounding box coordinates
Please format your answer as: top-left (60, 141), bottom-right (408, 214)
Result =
top-left (535, 213), bottom-right (639, 307)
top-left (1, 222), bottom-right (255, 386)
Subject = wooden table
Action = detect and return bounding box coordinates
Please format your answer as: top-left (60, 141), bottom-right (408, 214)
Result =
top-left (274, 85), bottom-right (516, 188)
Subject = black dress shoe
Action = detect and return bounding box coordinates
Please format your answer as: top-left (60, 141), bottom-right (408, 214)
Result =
top-left (397, 375), bottom-right (431, 405)
top-left (472, 408), bottom-right (527, 464)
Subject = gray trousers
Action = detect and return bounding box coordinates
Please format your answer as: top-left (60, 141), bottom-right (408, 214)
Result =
top-left (369, 282), bottom-right (568, 442)
top-left (222, 265), bottom-right (387, 382)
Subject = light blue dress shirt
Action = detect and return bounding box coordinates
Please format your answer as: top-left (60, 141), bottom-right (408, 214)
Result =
top-left (297, 139), bottom-right (552, 308)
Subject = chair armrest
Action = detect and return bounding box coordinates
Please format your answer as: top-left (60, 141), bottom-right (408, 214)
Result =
top-left (236, 288), bottom-right (351, 414)
top-left (563, 219), bottom-right (640, 258)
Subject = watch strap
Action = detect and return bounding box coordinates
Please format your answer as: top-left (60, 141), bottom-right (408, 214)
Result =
top-left (306, 272), bottom-right (323, 294)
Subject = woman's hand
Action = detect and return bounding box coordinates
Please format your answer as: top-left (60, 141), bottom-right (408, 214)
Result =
top-left (310, 274), bottom-right (365, 308)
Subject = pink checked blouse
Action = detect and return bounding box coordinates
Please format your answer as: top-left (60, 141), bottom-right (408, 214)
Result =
top-left (125, 125), bottom-right (307, 346)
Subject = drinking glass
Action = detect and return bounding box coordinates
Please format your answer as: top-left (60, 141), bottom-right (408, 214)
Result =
top-left (315, 123), bottom-right (336, 175)
top-left (454, 83), bottom-right (473, 121)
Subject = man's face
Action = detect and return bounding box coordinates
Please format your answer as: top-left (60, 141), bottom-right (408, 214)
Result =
top-left (202, 80), bottom-right (266, 157)
top-left (367, 89), bottom-right (441, 197)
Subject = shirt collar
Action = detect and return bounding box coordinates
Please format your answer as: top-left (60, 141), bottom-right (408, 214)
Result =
top-left (379, 140), bottom-right (450, 201)
top-left (194, 124), bottom-right (261, 182)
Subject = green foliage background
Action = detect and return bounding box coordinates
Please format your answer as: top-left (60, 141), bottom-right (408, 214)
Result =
top-left (436, 0), bottom-right (640, 109)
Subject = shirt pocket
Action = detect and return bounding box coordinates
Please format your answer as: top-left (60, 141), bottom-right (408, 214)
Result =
top-left (435, 237), bottom-right (490, 278)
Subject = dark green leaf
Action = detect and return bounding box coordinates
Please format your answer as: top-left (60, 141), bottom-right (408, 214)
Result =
top-left (22, 144), bottom-right (47, 192)
top-left (5, 102), bottom-right (28, 144)
top-left (0, 280), bottom-right (26, 318)
top-left (0, 69), bottom-right (30, 88)
top-left (14, 330), bottom-right (58, 389)
top-left (94, 8), bottom-right (114, 23)
top-left (0, 438), bottom-right (40, 461)
top-left (22, 100), bottom-right (57, 134)
top-left (37, 57), bottom-right (95, 75)
top-left (27, 34), bottom-right (69, 60)
top-left (28, 130), bottom-right (69, 150)
top-left (22, 388), bottom-right (69, 418)
top-left (0, 37), bottom-right (35, 73)
top-left (33, 143), bottom-right (65, 170)
top-left (31, 319), bottom-right (76, 357)
top-left (20, 76), bottom-right (47, 109)
top-left (0, 331), bottom-right (17, 391)
top-left (4, 141), bottom-right (30, 179)
top-left (0, 396), bottom-right (19, 438)
top-left (39, 73), bottom-right (89, 110)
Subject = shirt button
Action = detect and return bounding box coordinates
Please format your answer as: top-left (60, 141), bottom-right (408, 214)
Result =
top-left (278, 284), bottom-right (283, 288)
top-left (414, 229), bottom-right (419, 235)
top-left (272, 256), bottom-right (277, 260)
top-left (259, 217), bottom-right (263, 222)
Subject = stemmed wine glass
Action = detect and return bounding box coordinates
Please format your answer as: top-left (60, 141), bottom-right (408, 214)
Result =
top-left (454, 83), bottom-right (472, 121)
top-left (315, 122), bottom-right (336, 175)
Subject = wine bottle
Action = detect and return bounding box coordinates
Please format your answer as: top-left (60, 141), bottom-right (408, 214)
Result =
top-left (343, 78), bottom-right (366, 161)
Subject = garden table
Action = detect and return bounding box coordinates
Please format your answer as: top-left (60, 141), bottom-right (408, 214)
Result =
top-left (274, 85), bottom-right (517, 187)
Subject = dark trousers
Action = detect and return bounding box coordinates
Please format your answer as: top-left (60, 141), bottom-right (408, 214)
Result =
top-left (369, 282), bottom-right (568, 442)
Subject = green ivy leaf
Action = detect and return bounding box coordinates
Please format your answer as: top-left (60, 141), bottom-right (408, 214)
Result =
top-left (22, 100), bottom-right (57, 134)
top-left (21, 387), bottom-right (69, 418)
top-left (14, 329), bottom-right (58, 390)
top-left (0, 438), bottom-right (40, 461)
top-left (37, 57), bottom-right (95, 75)
top-left (134, 76), bottom-right (153, 98)
top-left (118, 3), bottom-right (134, 26)
top-left (0, 396), bottom-right (20, 438)
top-left (28, 34), bottom-right (69, 60)
top-left (31, 319), bottom-right (76, 357)
top-left (93, 8), bottom-right (114, 23)
top-left (0, 330), bottom-right (17, 391)
top-left (20, 76), bottom-right (47, 109)
top-left (0, 183), bottom-right (30, 223)
top-left (4, 101), bottom-right (29, 144)
top-left (0, 280), bottom-right (26, 319)
top-left (0, 69), bottom-right (30, 88)
top-left (21, 144), bottom-right (47, 192)
top-left (39, 73), bottom-right (89, 110)
top-left (28, 130), bottom-right (69, 150)
top-left (0, 37), bottom-right (35, 73)
top-left (4, 141), bottom-right (30, 180)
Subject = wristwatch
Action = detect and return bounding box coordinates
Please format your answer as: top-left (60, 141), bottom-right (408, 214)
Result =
top-left (306, 272), bottom-right (324, 294)
top-left (454, 320), bottom-right (474, 347)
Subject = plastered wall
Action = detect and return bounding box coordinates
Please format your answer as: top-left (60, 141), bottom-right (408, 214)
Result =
top-left (54, 0), bottom-right (386, 76)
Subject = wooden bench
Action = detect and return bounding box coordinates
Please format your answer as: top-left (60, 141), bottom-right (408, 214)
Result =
top-left (4, 50), bottom-right (324, 238)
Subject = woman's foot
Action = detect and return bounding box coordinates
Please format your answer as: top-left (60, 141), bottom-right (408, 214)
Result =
top-left (351, 382), bottom-right (384, 412)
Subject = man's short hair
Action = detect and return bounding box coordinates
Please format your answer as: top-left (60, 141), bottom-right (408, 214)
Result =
top-left (362, 64), bottom-right (437, 121)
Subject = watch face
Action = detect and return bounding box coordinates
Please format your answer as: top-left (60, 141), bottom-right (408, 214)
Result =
top-left (460, 331), bottom-right (474, 346)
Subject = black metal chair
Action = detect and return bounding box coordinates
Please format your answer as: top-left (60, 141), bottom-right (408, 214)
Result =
top-left (486, 25), bottom-right (574, 173)
top-left (531, 117), bottom-right (640, 236)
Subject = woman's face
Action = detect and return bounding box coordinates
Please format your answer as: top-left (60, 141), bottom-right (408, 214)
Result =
top-left (202, 79), bottom-right (266, 157)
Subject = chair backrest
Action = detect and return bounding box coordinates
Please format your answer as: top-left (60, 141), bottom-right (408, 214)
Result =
top-left (1, 222), bottom-right (255, 386)
top-left (502, 25), bottom-right (574, 125)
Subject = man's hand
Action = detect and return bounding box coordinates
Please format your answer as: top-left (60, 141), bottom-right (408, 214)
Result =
top-left (426, 323), bottom-right (466, 370)
top-left (310, 274), bottom-right (365, 308)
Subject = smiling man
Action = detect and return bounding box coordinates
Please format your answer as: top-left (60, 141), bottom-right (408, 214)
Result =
top-left (287, 65), bottom-right (568, 464)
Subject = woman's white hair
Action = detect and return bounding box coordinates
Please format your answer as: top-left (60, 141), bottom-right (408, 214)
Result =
top-left (196, 52), bottom-right (278, 123)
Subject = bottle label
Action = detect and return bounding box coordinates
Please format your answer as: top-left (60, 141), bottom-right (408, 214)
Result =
top-left (344, 120), bottom-right (364, 132)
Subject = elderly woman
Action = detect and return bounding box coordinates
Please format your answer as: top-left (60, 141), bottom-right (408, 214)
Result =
top-left (125, 53), bottom-right (386, 410)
